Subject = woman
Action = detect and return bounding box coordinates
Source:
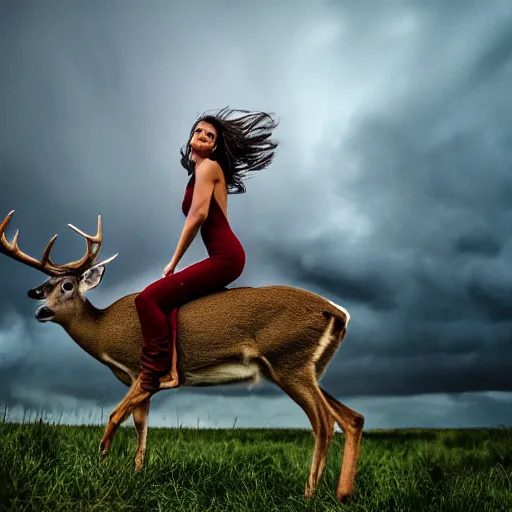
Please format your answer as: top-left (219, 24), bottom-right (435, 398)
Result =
top-left (134, 107), bottom-right (279, 393)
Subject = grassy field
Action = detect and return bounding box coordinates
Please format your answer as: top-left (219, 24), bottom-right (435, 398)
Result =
top-left (1, 419), bottom-right (511, 511)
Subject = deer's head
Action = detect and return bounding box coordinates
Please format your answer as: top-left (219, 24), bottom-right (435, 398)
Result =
top-left (1, 210), bottom-right (117, 324)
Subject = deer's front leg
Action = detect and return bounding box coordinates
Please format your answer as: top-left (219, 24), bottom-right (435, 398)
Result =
top-left (100, 377), bottom-right (153, 455)
top-left (133, 398), bottom-right (150, 471)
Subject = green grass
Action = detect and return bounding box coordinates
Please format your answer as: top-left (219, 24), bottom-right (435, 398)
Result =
top-left (0, 418), bottom-right (511, 511)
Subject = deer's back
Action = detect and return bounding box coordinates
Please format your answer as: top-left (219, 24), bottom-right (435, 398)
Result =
top-left (101, 285), bottom-right (345, 374)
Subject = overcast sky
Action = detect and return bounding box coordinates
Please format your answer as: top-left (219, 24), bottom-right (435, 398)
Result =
top-left (1, 0), bottom-right (512, 430)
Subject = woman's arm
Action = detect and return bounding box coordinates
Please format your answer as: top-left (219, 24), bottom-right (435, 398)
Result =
top-left (164, 160), bottom-right (220, 275)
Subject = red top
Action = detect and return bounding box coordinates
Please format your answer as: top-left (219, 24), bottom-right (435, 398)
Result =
top-left (182, 176), bottom-right (246, 267)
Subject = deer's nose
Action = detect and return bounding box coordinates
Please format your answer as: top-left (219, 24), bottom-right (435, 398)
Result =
top-left (27, 288), bottom-right (43, 299)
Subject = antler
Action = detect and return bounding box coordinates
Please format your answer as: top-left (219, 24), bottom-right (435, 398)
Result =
top-left (0, 210), bottom-right (103, 277)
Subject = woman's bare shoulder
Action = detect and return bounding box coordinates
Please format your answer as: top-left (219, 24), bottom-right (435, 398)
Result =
top-left (196, 158), bottom-right (223, 180)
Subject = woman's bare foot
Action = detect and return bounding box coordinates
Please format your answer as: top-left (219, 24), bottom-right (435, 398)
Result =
top-left (159, 372), bottom-right (179, 389)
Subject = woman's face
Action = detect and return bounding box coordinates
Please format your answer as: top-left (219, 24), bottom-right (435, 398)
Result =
top-left (189, 121), bottom-right (218, 157)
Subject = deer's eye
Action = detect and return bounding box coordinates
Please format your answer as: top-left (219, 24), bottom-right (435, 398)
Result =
top-left (62, 282), bottom-right (74, 292)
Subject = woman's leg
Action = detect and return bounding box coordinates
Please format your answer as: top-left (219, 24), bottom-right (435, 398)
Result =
top-left (134, 275), bottom-right (182, 392)
top-left (134, 257), bottom-right (243, 392)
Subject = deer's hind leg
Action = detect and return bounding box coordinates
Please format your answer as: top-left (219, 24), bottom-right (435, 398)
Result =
top-left (259, 357), bottom-right (335, 500)
top-left (319, 387), bottom-right (364, 502)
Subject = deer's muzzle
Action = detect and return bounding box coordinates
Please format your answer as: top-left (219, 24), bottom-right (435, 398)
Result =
top-left (35, 305), bottom-right (54, 322)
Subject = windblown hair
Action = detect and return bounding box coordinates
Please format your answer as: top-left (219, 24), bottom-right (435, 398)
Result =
top-left (180, 107), bottom-right (279, 194)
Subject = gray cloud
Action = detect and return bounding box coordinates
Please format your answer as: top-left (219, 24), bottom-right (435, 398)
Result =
top-left (1, 0), bottom-right (512, 428)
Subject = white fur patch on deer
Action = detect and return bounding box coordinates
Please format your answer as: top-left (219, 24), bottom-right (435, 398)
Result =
top-left (184, 362), bottom-right (261, 386)
top-left (328, 300), bottom-right (350, 326)
top-left (102, 353), bottom-right (137, 382)
top-left (312, 316), bottom-right (337, 364)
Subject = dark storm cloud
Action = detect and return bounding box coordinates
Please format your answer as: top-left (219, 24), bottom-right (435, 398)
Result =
top-left (267, 245), bottom-right (399, 311)
top-left (466, 276), bottom-right (512, 323)
top-left (453, 232), bottom-right (502, 257)
top-left (252, 98), bottom-right (512, 394)
top-left (468, 20), bottom-right (512, 84)
top-left (1, 0), bottom-right (512, 428)
top-left (237, 0), bottom-right (512, 402)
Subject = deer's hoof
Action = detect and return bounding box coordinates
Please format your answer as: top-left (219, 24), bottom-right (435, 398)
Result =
top-left (304, 485), bottom-right (315, 500)
top-left (99, 437), bottom-right (110, 455)
top-left (337, 492), bottom-right (353, 503)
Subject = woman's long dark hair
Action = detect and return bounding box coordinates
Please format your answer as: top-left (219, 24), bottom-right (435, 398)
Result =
top-left (180, 107), bottom-right (279, 194)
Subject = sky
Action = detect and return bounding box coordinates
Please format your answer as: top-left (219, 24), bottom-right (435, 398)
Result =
top-left (1, 0), bottom-right (512, 430)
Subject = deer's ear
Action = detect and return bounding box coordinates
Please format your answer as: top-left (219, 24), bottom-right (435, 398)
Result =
top-left (78, 266), bottom-right (105, 293)
top-left (77, 253), bottom-right (117, 293)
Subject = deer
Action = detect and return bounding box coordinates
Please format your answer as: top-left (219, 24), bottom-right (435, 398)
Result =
top-left (0, 209), bottom-right (364, 502)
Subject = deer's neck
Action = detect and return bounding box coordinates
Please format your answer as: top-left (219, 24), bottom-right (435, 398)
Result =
top-left (61, 299), bottom-right (105, 361)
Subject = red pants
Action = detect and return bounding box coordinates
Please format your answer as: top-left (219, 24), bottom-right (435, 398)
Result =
top-left (134, 254), bottom-right (244, 391)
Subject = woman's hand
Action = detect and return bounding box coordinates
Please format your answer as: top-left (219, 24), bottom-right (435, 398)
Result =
top-left (162, 261), bottom-right (175, 278)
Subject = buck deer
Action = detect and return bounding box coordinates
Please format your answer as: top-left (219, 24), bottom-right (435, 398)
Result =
top-left (0, 210), bottom-right (364, 502)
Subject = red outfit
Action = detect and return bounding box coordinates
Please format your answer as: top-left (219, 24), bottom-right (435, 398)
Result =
top-left (135, 175), bottom-right (246, 392)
